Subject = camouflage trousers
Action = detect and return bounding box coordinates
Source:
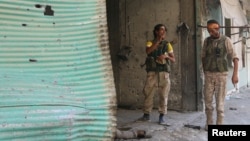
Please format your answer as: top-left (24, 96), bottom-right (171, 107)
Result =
top-left (204, 72), bottom-right (227, 125)
top-left (142, 71), bottom-right (170, 115)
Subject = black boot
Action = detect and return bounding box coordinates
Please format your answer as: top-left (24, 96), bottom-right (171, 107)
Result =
top-left (137, 113), bottom-right (150, 122)
top-left (159, 114), bottom-right (166, 125)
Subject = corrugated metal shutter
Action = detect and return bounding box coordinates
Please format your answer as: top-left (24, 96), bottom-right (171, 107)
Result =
top-left (0, 0), bottom-right (117, 140)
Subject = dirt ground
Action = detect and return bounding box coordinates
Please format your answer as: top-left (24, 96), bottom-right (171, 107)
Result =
top-left (115, 86), bottom-right (250, 141)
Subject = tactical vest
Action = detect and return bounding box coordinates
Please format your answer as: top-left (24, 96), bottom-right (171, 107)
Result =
top-left (145, 40), bottom-right (171, 72)
top-left (203, 35), bottom-right (228, 72)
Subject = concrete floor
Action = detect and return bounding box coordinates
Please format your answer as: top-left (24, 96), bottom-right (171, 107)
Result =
top-left (115, 86), bottom-right (250, 141)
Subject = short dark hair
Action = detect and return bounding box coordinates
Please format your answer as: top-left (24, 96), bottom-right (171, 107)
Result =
top-left (153, 24), bottom-right (167, 38)
top-left (207, 19), bottom-right (220, 25)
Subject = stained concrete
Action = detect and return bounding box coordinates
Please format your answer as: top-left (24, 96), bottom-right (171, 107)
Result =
top-left (115, 86), bottom-right (250, 141)
top-left (108, 0), bottom-right (199, 111)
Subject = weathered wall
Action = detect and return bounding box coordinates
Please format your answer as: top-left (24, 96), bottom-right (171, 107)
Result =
top-left (106, 0), bottom-right (121, 104)
top-left (0, 0), bottom-right (117, 140)
top-left (118, 0), bottom-right (182, 110)
top-left (179, 0), bottom-right (200, 111)
top-left (107, 0), bottom-right (202, 111)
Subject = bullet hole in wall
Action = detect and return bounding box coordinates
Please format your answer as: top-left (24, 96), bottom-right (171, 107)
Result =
top-left (35, 4), bottom-right (54, 16)
top-left (44, 5), bottom-right (54, 16)
top-left (29, 59), bottom-right (37, 62)
top-left (35, 4), bottom-right (42, 8)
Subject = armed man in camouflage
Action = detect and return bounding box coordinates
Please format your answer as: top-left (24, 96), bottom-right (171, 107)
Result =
top-left (137, 24), bottom-right (175, 125)
top-left (201, 19), bottom-right (239, 130)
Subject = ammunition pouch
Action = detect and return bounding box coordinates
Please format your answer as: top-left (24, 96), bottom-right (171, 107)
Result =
top-left (145, 56), bottom-right (157, 72)
top-left (145, 56), bottom-right (170, 72)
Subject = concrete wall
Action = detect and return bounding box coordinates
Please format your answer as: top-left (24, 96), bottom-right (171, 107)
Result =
top-left (107, 0), bottom-right (202, 111)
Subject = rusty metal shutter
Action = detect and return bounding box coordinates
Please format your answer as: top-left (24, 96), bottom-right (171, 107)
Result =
top-left (0, 0), bottom-right (116, 140)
